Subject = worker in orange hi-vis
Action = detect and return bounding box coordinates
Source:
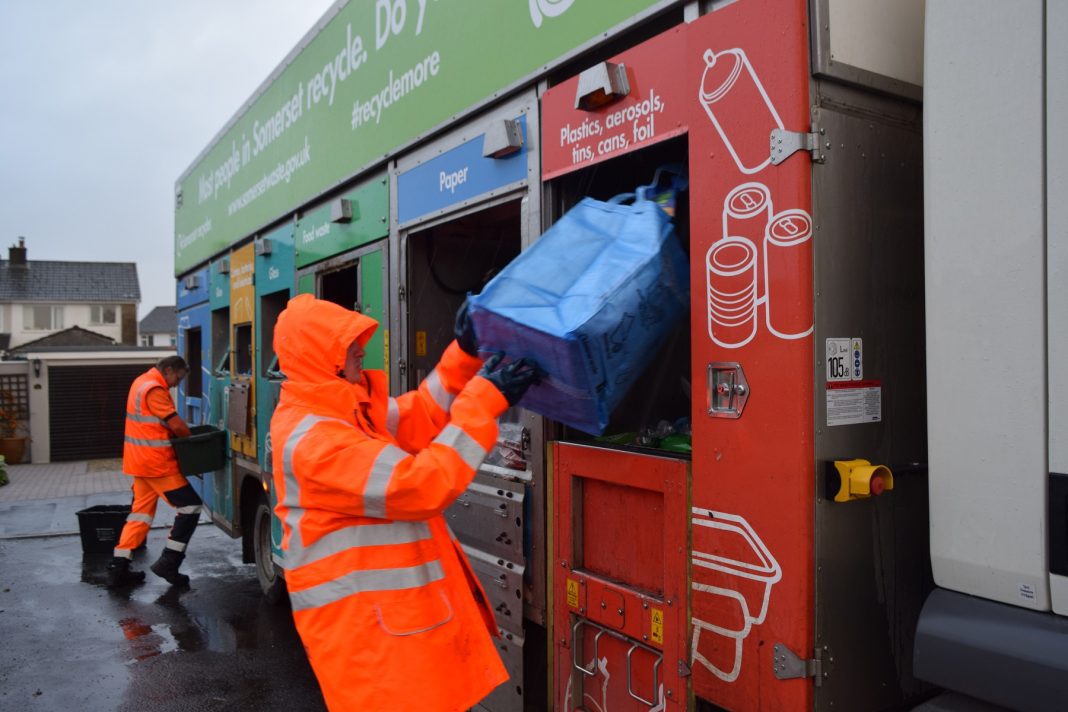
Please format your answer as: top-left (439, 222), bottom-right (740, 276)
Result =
top-left (270, 294), bottom-right (540, 712)
top-left (106, 355), bottom-right (203, 589)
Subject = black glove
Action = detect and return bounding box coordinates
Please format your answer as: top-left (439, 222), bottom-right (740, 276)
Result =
top-left (479, 354), bottom-right (541, 406)
top-left (454, 299), bottom-right (479, 356)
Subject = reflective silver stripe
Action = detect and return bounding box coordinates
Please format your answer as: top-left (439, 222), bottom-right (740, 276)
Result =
top-left (176, 505), bottom-right (202, 515)
top-left (289, 521), bottom-right (432, 569)
top-left (284, 415), bottom-right (337, 555)
top-left (433, 424), bottom-right (487, 471)
top-left (282, 414), bottom-right (354, 561)
top-left (114, 548), bottom-right (133, 558)
top-left (124, 436), bottom-right (172, 448)
top-left (364, 445), bottom-right (408, 519)
top-left (423, 369), bottom-right (454, 413)
top-left (165, 539), bottom-right (187, 552)
top-left (289, 560), bottom-right (445, 612)
top-left (386, 398), bottom-right (400, 436)
top-left (133, 380), bottom-right (159, 417)
top-left (126, 512), bottom-right (153, 524)
top-left (126, 378), bottom-right (169, 443)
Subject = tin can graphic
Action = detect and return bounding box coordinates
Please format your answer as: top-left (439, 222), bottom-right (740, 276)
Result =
top-left (722, 182), bottom-right (773, 300)
top-left (764, 209), bottom-right (813, 339)
top-left (707, 238), bottom-right (758, 348)
top-left (699, 48), bottom-right (784, 175)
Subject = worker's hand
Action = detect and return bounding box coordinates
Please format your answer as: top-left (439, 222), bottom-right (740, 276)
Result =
top-left (479, 354), bottom-right (541, 406)
top-left (165, 415), bottom-right (192, 439)
top-left (454, 299), bottom-right (479, 356)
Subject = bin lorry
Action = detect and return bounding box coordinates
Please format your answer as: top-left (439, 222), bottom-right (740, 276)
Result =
top-left (172, 1), bottom-right (1066, 709)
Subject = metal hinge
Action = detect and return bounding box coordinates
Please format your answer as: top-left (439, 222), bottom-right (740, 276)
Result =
top-left (772, 643), bottom-right (824, 686)
top-left (398, 284), bottom-right (407, 301)
top-left (770, 126), bottom-right (827, 166)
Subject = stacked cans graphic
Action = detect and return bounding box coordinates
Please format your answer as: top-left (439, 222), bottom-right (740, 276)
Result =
top-left (707, 184), bottom-right (770, 348)
top-left (706, 184), bottom-right (813, 348)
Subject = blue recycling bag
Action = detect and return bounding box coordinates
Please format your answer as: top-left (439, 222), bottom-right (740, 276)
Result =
top-left (468, 179), bottom-right (689, 435)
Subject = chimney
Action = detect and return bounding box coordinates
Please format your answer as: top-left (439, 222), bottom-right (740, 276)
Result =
top-left (8, 237), bottom-right (27, 266)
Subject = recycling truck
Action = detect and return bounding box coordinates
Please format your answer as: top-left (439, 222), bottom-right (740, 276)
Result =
top-left (172, 0), bottom-right (1066, 709)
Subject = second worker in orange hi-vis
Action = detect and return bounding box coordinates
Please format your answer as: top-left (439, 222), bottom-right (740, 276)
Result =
top-left (106, 355), bottom-right (204, 589)
top-left (270, 294), bottom-right (539, 712)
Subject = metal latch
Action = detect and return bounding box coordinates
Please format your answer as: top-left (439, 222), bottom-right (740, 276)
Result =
top-left (707, 362), bottom-right (750, 419)
top-left (772, 643), bottom-right (824, 686)
top-left (770, 127), bottom-right (827, 166)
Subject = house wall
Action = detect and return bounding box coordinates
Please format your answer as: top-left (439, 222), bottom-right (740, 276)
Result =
top-left (2, 302), bottom-right (132, 348)
top-left (141, 332), bottom-right (176, 347)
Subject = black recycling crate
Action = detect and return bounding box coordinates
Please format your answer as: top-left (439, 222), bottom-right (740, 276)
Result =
top-left (76, 505), bottom-right (130, 554)
top-left (172, 425), bottom-right (227, 477)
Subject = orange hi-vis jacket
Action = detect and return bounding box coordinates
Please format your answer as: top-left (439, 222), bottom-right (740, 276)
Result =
top-left (270, 294), bottom-right (508, 712)
top-left (123, 368), bottom-right (180, 478)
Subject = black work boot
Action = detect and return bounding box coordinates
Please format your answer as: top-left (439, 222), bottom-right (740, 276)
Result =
top-left (150, 549), bottom-right (189, 587)
top-left (106, 557), bottom-right (146, 588)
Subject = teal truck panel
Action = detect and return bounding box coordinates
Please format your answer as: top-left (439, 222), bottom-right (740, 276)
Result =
top-left (209, 258), bottom-right (231, 310)
top-left (255, 222), bottom-right (295, 470)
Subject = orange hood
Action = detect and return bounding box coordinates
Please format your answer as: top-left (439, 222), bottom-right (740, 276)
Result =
top-left (274, 294), bottom-right (378, 385)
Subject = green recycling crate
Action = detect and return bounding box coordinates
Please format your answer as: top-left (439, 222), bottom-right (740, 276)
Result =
top-left (172, 425), bottom-right (227, 477)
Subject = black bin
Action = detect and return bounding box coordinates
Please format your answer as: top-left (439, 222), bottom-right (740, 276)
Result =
top-left (171, 425), bottom-right (227, 477)
top-left (76, 505), bottom-right (130, 554)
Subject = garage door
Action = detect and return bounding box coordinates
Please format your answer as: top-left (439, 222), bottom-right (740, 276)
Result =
top-left (48, 364), bottom-right (148, 461)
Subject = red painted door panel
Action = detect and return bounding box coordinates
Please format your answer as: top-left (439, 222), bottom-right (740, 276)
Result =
top-left (686, 2), bottom-right (814, 710)
top-left (553, 443), bottom-right (688, 711)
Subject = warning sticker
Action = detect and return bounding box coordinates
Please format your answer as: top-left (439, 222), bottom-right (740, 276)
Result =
top-left (826, 337), bottom-right (863, 382)
top-left (827, 380), bottom-right (882, 426)
top-left (566, 579), bottom-right (579, 608)
top-left (650, 608), bottom-right (664, 644)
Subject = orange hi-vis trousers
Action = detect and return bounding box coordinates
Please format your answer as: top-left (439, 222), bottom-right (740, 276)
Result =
top-left (114, 473), bottom-right (203, 558)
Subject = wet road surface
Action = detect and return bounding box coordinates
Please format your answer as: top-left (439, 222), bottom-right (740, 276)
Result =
top-left (0, 526), bottom-right (326, 711)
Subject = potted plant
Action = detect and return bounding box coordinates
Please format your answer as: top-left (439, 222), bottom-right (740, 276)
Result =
top-left (0, 389), bottom-right (28, 465)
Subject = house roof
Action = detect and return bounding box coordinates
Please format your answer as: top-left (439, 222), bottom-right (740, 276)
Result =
top-left (10, 325), bottom-right (116, 353)
top-left (0, 259), bottom-right (140, 303)
top-left (139, 306), bottom-right (176, 334)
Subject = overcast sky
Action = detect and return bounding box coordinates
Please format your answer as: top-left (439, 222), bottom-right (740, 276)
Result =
top-left (0, 1), bottom-right (335, 319)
